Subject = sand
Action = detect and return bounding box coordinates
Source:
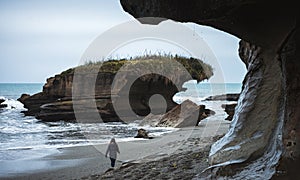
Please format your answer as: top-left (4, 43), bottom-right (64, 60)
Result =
top-left (1, 119), bottom-right (230, 180)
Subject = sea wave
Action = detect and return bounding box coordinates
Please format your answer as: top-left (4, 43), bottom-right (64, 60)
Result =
top-left (0, 96), bottom-right (25, 110)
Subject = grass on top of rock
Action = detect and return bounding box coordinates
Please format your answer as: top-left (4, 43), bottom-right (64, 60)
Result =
top-left (61, 54), bottom-right (213, 82)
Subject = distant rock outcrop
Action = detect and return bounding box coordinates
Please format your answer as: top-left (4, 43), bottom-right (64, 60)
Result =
top-left (204, 94), bottom-right (239, 121)
top-left (221, 103), bottom-right (237, 121)
top-left (18, 56), bottom-right (213, 122)
top-left (205, 94), bottom-right (240, 101)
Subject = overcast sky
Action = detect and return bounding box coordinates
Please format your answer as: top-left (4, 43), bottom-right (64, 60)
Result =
top-left (0, 0), bottom-right (246, 83)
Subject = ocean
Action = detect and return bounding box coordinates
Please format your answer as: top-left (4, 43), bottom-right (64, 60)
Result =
top-left (0, 82), bottom-right (241, 163)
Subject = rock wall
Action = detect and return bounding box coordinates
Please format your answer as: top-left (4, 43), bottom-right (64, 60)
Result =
top-left (120, 0), bottom-right (298, 178)
top-left (275, 30), bottom-right (299, 179)
top-left (208, 40), bottom-right (284, 179)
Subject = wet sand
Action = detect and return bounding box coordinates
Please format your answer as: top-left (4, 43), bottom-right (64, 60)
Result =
top-left (1, 119), bottom-right (230, 180)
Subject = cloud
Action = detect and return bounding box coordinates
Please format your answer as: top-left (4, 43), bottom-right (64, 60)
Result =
top-left (0, 0), bottom-right (246, 83)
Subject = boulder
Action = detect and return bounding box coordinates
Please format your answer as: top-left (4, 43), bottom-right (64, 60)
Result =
top-left (134, 128), bottom-right (152, 139)
top-left (140, 100), bottom-right (215, 127)
top-left (0, 99), bottom-right (5, 104)
top-left (0, 98), bottom-right (7, 108)
top-left (139, 113), bottom-right (163, 127)
top-left (156, 100), bottom-right (214, 128)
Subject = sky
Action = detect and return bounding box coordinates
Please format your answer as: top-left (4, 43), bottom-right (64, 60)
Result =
top-left (0, 0), bottom-right (246, 83)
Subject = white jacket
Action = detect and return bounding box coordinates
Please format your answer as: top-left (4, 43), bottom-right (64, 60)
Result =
top-left (105, 142), bottom-right (120, 159)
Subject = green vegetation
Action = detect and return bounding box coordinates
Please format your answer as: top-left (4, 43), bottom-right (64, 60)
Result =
top-left (61, 54), bottom-right (213, 82)
top-left (61, 68), bottom-right (74, 76)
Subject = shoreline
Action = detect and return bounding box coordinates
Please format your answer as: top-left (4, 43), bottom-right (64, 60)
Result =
top-left (0, 119), bottom-right (230, 179)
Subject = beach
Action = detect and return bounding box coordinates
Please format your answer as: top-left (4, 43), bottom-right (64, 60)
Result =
top-left (0, 83), bottom-right (239, 180)
top-left (1, 119), bottom-right (230, 180)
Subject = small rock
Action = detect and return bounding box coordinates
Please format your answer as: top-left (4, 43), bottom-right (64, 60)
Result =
top-left (0, 98), bottom-right (7, 108)
top-left (135, 128), bottom-right (153, 139)
top-left (0, 99), bottom-right (5, 104)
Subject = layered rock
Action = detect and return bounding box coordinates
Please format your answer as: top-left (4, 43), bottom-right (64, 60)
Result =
top-left (19, 56), bottom-right (213, 123)
top-left (139, 113), bottom-right (163, 127)
top-left (120, 0), bottom-right (297, 178)
top-left (205, 93), bottom-right (240, 101)
top-left (140, 99), bottom-right (215, 128)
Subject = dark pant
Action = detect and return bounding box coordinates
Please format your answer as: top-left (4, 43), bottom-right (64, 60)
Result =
top-left (110, 157), bottom-right (116, 167)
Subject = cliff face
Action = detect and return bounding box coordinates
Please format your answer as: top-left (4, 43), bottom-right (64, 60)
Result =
top-left (19, 56), bottom-right (213, 123)
top-left (120, 0), bottom-right (298, 178)
top-left (18, 70), bottom-right (116, 122)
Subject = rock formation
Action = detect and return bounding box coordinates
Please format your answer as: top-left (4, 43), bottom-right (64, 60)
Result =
top-left (120, 0), bottom-right (297, 179)
top-left (205, 93), bottom-right (240, 101)
top-left (0, 98), bottom-right (7, 108)
top-left (203, 94), bottom-right (239, 121)
top-left (156, 100), bottom-right (214, 128)
top-left (221, 103), bottom-right (237, 121)
top-left (141, 99), bottom-right (215, 128)
top-left (139, 113), bottom-right (163, 127)
top-left (18, 56), bottom-right (213, 123)
top-left (134, 128), bottom-right (152, 139)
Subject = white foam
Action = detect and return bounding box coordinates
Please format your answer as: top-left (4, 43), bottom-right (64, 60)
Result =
top-left (0, 97), bottom-right (25, 110)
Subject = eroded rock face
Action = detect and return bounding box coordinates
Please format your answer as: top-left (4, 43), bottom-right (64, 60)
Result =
top-left (275, 30), bottom-right (299, 179)
top-left (208, 40), bottom-right (284, 179)
top-left (120, 0), bottom-right (297, 178)
top-left (19, 71), bottom-right (117, 122)
top-left (19, 57), bottom-right (212, 123)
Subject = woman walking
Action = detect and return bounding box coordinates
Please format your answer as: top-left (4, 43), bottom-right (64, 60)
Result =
top-left (105, 138), bottom-right (120, 168)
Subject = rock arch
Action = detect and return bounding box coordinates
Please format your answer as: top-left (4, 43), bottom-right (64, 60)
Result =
top-left (120, 0), bottom-right (298, 178)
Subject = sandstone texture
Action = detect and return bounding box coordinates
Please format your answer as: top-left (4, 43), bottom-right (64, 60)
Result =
top-left (141, 99), bottom-right (215, 128)
top-left (120, 0), bottom-right (297, 179)
top-left (204, 94), bottom-right (239, 121)
top-left (18, 56), bottom-right (213, 123)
